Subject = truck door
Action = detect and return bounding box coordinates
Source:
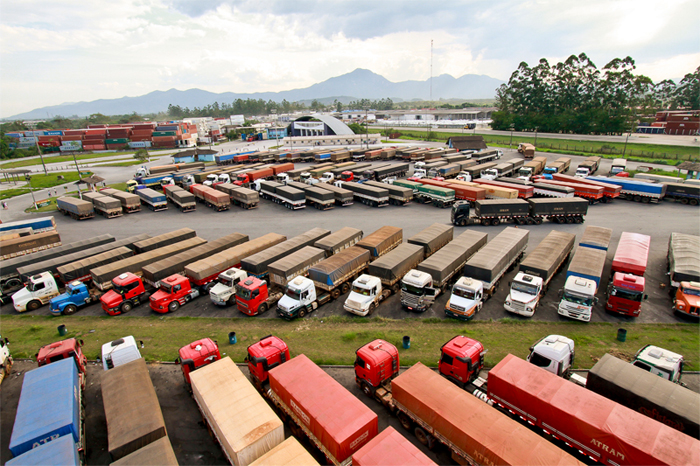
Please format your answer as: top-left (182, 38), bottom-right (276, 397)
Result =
top-left (528, 351), bottom-right (561, 376)
top-left (424, 287), bottom-right (437, 304)
top-left (439, 351), bottom-right (466, 383)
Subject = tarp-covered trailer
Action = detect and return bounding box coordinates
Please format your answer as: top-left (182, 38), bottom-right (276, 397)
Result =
top-left (519, 231), bottom-right (575, 282)
top-left (6, 435), bottom-right (80, 466)
top-left (0, 231), bottom-right (62, 260)
top-left (416, 230), bottom-right (488, 289)
top-left (463, 227), bottom-right (529, 294)
top-left (368, 244), bottom-right (424, 290)
top-left (268, 246), bottom-right (327, 288)
top-left (579, 226), bottom-right (613, 251)
top-left (248, 437), bottom-right (319, 466)
top-left (314, 227), bottom-right (363, 257)
top-left (108, 191), bottom-right (142, 213)
top-left (527, 197), bottom-right (589, 222)
top-left (241, 229), bottom-right (330, 278)
top-left (308, 246), bottom-right (371, 292)
top-left (351, 426), bottom-right (436, 466)
top-left (315, 183), bottom-right (354, 206)
top-left (57, 197), bottom-right (95, 220)
top-left (134, 228), bottom-right (197, 253)
top-left (565, 246), bottom-right (606, 286)
top-left (407, 223), bottom-right (453, 258)
top-left (356, 226), bottom-right (402, 261)
top-left (363, 180), bottom-right (413, 205)
top-left (668, 232), bottom-right (700, 286)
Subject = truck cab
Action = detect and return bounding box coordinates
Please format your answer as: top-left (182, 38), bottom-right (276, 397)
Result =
top-left (101, 272), bottom-right (148, 316)
top-left (209, 267), bottom-right (248, 307)
top-left (134, 167), bottom-right (150, 178)
top-left (633, 345), bottom-right (685, 383)
top-left (12, 272), bottom-right (60, 313)
top-left (558, 276), bottom-right (597, 322)
top-left (481, 168), bottom-right (499, 181)
top-left (606, 272), bottom-right (646, 316)
top-left (0, 336), bottom-right (11, 383)
top-left (276, 173), bottom-right (291, 184)
top-left (610, 158), bottom-right (627, 176)
top-left (504, 272), bottom-right (543, 317)
top-left (178, 338), bottom-right (221, 385)
top-left (444, 277), bottom-right (483, 320)
top-left (233, 173), bottom-right (251, 186)
top-left (339, 171), bottom-right (354, 182)
top-left (450, 201), bottom-right (471, 226)
top-left (101, 335), bottom-right (142, 370)
top-left (300, 172), bottom-right (318, 185)
top-left (673, 281), bottom-right (700, 317)
top-left (319, 172), bottom-right (334, 184)
top-left (182, 174), bottom-right (196, 189)
top-left (400, 270), bottom-right (438, 312)
top-left (575, 167), bottom-right (590, 178)
top-left (517, 167), bottom-right (534, 181)
top-left (456, 171), bottom-right (472, 182)
top-left (276, 276), bottom-right (322, 319)
top-left (246, 335), bottom-right (290, 390)
top-left (149, 274), bottom-right (200, 313)
top-left (412, 169), bottom-right (426, 179)
top-left (49, 280), bottom-right (98, 316)
top-left (527, 335), bottom-right (575, 378)
top-left (160, 177), bottom-right (175, 191)
top-left (235, 276), bottom-right (277, 316)
top-left (354, 339), bottom-right (399, 397)
top-left (344, 274), bottom-right (390, 316)
top-left (36, 338), bottom-right (87, 388)
top-left (438, 336), bottom-right (485, 388)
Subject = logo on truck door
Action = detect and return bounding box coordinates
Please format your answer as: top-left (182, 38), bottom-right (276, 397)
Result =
top-left (290, 399), bottom-right (311, 426)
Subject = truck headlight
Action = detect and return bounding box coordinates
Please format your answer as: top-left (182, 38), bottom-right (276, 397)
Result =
top-left (526, 306), bottom-right (533, 312)
top-left (677, 302), bottom-right (686, 310)
top-left (505, 299), bottom-right (511, 306)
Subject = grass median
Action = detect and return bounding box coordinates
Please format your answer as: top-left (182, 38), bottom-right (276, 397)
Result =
top-left (3, 315), bottom-right (697, 370)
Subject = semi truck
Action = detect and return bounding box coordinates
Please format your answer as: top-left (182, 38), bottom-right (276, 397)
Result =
top-left (100, 189), bottom-right (142, 213)
top-left (82, 192), bottom-right (123, 218)
top-left (315, 182), bottom-right (354, 206)
top-left (543, 157), bottom-right (571, 176)
top-left (191, 184), bottom-right (230, 211)
top-left (406, 223), bottom-right (453, 258)
top-left (401, 230), bottom-right (487, 313)
top-left (344, 244), bottom-right (424, 316)
top-left (285, 180), bottom-right (336, 210)
top-left (663, 182), bottom-right (700, 205)
top-left (136, 187), bottom-right (168, 211)
top-left (363, 180), bottom-right (413, 205)
top-left (533, 178), bottom-right (604, 202)
top-left (414, 184), bottom-right (456, 208)
top-left (605, 232), bottom-right (650, 317)
top-left (446, 227), bottom-right (529, 320)
top-left (557, 246), bottom-right (607, 322)
top-left (164, 184), bottom-right (196, 212)
top-left (0, 231), bottom-right (62, 260)
top-left (504, 230), bottom-right (575, 317)
top-left (450, 197), bottom-right (588, 226)
top-left (49, 280), bottom-right (100, 316)
top-left (356, 226), bottom-right (402, 261)
top-left (517, 156), bottom-right (547, 180)
top-left (667, 232), bottom-right (700, 317)
top-left (610, 158), bottom-right (627, 175)
top-left (551, 173), bottom-right (621, 202)
top-left (487, 354), bottom-right (699, 466)
top-left (100, 272), bottom-right (149, 315)
top-left (575, 156), bottom-right (601, 177)
top-left (216, 183), bottom-right (260, 209)
top-left (474, 178), bottom-right (534, 198)
top-left (314, 227), bottom-right (363, 257)
top-left (259, 180), bottom-right (306, 210)
top-left (341, 181), bottom-right (389, 207)
top-left (208, 267), bottom-right (249, 307)
top-left (277, 246), bottom-right (370, 319)
top-left (532, 182), bottom-right (575, 198)
top-left (362, 163), bottom-right (409, 181)
top-left (176, 337), bottom-right (221, 387)
top-left (133, 228), bottom-right (196, 253)
top-left (57, 197), bottom-right (95, 220)
top-left (518, 142), bottom-right (536, 158)
top-left (189, 357), bottom-right (285, 466)
top-left (588, 176), bottom-right (666, 203)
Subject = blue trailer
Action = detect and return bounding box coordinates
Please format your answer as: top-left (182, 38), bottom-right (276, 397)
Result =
top-left (663, 182), bottom-right (700, 206)
top-left (0, 217), bottom-right (56, 234)
top-left (136, 188), bottom-right (168, 212)
top-left (215, 150), bottom-right (256, 165)
top-left (578, 226), bottom-right (613, 251)
top-left (6, 435), bottom-right (80, 466)
top-left (9, 358), bottom-right (83, 459)
top-left (314, 151), bottom-right (332, 162)
top-left (587, 176), bottom-right (666, 203)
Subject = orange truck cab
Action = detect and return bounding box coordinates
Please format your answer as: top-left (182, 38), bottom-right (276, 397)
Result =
top-left (354, 339), bottom-right (399, 398)
top-left (177, 338), bottom-right (221, 385)
top-left (246, 335), bottom-right (290, 390)
top-left (100, 272), bottom-right (148, 316)
top-left (674, 281), bottom-right (700, 317)
top-left (36, 338), bottom-right (88, 388)
top-left (438, 336), bottom-right (486, 388)
top-left (149, 274), bottom-right (200, 313)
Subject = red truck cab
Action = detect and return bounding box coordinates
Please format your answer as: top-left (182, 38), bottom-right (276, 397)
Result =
top-left (36, 338), bottom-right (88, 388)
top-left (340, 171), bottom-right (354, 182)
top-left (246, 335), bottom-right (290, 390)
top-left (235, 277), bottom-right (270, 316)
top-left (101, 272), bottom-right (148, 316)
top-left (233, 173), bottom-right (250, 186)
top-left (439, 336), bottom-right (485, 388)
top-left (177, 338), bottom-right (221, 385)
top-left (354, 339), bottom-right (399, 397)
top-left (149, 274), bottom-right (199, 313)
top-left (606, 272), bottom-right (646, 316)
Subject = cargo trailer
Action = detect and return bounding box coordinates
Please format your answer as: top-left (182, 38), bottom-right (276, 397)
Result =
top-left (164, 185), bottom-right (196, 212)
top-left (362, 180), bottom-right (413, 205)
top-left (106, 191), bottom-right (141, 213)
top-left (356, 226), bottom-right (402, 261)
top-left (351, 427), bottom-right (436, 466)
top-left (342, 181), bottom-right (389, 207)
top-left (367, 243), bottom-right (424, 293)
top-left (57, 197), bottom-right (94, 220)
top-left (587, 176), bottom-right (665, 203)
top-left (268, 246), bottom-right (327, 288)
top-left (315, 183), bottom-right (354, 206)
top-left (406, 223), bottom-right (453, 258)
top-left (6, 435), bottom-right (79, 466)
top-left (248, 437), bottom-right (319, 466)
top-left (136, 188), bottom-right (167, 211)
top-left (0, 216), bottom-right (55, 234)
top-left (314, 227), bottom-right (363, 257)
top-left (0, 231), bottom-right (61, 260)
top-left (579, 225), bottom-right (613, 251)
top-left (134, 228), bottom-right (196, 253)
top-left (216, 183), bottom-right (259, 209)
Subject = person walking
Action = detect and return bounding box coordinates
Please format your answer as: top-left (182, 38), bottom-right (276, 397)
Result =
top-left (2, 201), bottom-right (8, 210)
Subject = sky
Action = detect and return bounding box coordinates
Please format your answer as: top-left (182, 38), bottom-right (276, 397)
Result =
top-left (1, 0), bottom-right (699, 118)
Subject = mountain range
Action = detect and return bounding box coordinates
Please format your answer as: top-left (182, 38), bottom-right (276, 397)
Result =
top-left (7, 68), bottom-right (503, 120)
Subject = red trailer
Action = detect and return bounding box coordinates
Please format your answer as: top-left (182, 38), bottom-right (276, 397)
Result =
top-left (535, 179), bottom-right (604, 201)
top-left (201, 186), bottom-right (230, 211)
top-left (611, 232), bottom-right (650, 276)
top-left (606, 232), bottom-right (651, 316)
top-left (444, 183), bottom-right (486, 202)
top-left (268, 354), bottom-right (378, 465)
top-left (352, 427), bottom-right (436, 466)
top-left (487, 354), bottom-right (699, 466)
top-left (272, 162), bottom-right (294, 176)
top-left (553, 173), bottom-right (621, 201)
top-left (474, 179), bottom-right (534, 198)
top-left (233, 153), bottom-right (249, 163)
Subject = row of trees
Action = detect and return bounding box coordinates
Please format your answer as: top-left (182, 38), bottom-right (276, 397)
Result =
top-left (167, 98), bottom-right (309, 119)
top-left (492, 53), bottom-right (699, 134)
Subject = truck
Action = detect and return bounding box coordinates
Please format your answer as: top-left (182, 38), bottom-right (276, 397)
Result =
top-left (474, 178), bottom-right (534, 198)
top-left (404, 223), bottom-right (451, 258)
top-left (208, 267), bottom-right (249, 306)
top-left (663, 182), bottom-right (700, 205)
top-left (450, 197), bottom-right (589, 226)
top-left (356, 226), bottom-right (402, 261)
top-left (259, 180), bottom-right (306, 210)
top-left (446, 227), bottom-right (529, 320)
top-left (362, 163), bottom-right (409, 181)
top-left (362, 180), bottom-right (413, 205)
top-left (314, 227), bottom-right (363, 257)
top-left (557, 246), bottom-right (608, 322)
top-left (504, 230), bottom-right (575, 317)
top-left (487, 354), bottom-right (699, 466)
top-left (340, 181), bottom-right (389, 207)
top-left (543, 157), bottom-right (571, 176)
top-left (454, 162), bottom-right (497, 181)
top-left (552, 173), bottom-right (621, 202)
top-left (587, 353), bottom-right (699, 439)
top-left (344, 244), bottom-right (424, 316)
top-left (575, 156), bottom-right (601, 177)
top-left (133, 228), bottom-right (196, 253)
top-left (101, 358), bottom-right (167, 461)
top-left (149, 273), bottom-right (201, 313)
top-left (190, 357), bottom-right (284, 466)
top-left (12, 271), bottom-right (62, 312)
top-left (9, 358), bottom-right (84, 460)
top-left (533, 178), bottom-right (604, 202)
top-left (285, 181), bottom-right (336, 210)
top-left (57, 197), bottom-right (95, 220)
top-left (216, 183), bottom-right (260, 209)
top-left (234, 167), bottom-right (274, 186)
top-left (100, 272), bottom-right (149, 315)
top-left (481, 160), bottom-right (518, 179)
top-left (633, 344), bottom-right (686, 383)
top-left (588, 175), bottom-right (669, 203)
top-left (6, 433), bottom-right (80, 466)
top-left (267, 354), bottom-right (378, 465)
top-left (473, 148), bottom-right (502, 163)
top-left (82, 192), bottom-right (123, 218)
top-left (101, 336), bottom-right (143, 370)
top-left (610, 157), bottom-right (627, 175)
top-left (0, 336), bottom-right (11, 384)
top-left (164, 184), bottom-right (196, 212)
top-left (449, 178), bottom-right (517, 200)
top-left (401, 230), bottom-right (487, 313)
top-left (428, 162), bottom-right (462, 179)
top-left (532, 181), bottom-right (575, 198)
top-left (49, 280), bottom-right (100, 316)
top-left (518, 142), bottom-right (536, 158)
top-left (101, 189), bottom-right (142, 213)
top-left (176, 337), bottom-right (221, 387)
top-left (277, 246), bottom-right (370, 319)
top-left (314, 182), bottom-right (355, 206)
top-left (414, 184), bottom-right (456, 208)
top-left (667, 232), bottom-right (700, 317)
top-left (517, 156), bottom-right (547, 180)
top-left (191, 184), bottom-right (230, 211)
top-left (136, 187), bottom-right (167, 211)
top-left (0, 231), bottom-right (62, 260)
top-left (605, 231), bottom-right (650, 317)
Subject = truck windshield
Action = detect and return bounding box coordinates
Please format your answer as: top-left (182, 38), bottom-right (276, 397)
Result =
top-left (236, 285), bottom-right (251, 300)
top-left (218, 276), bottom-right (233, 287)
top-left (351, 285), bottom-right (371, 296)
top-left (512, 281), bottom-right (539, 295)
top-left (28, 281), bottom-right (45, 292)
top-left (610, 287), bottom-right (643, 302)
top-left (236, 175), bottom-right (246, 182)
top-left (562, 291), bottom-right (593, 306)
top-left (285, 287), bottom-right (301, 300)
top-left (159, 283), bottom-right (172, 294)
top-left (400, 282), bottom-right (424, 296)
top-left (681, 286), bottom-right (700, 297)
top-left (518, 168), bottom-right (531, 177)
top-left (453, 287), bottom-right (477, 300)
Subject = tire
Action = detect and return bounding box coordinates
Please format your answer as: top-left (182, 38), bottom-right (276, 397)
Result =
top-left (414, 427), bottom-right (431, 447)
top-left (362, 381), bottom-right (375, 397)
top-left (368, 302), bottom-right (376, 315)
top-left (491, 217), bottom-right (500, 226)
top-left (535, 217), bottom-right (543, 225)
top-left (63, 304), bottom-right (77, 316)
top-left (566, 216), bottom-right (574, 224)
top-left (258, 303), bottom-right (268, 314)
top-left (398, 412), bottom-right (412, 430)
top-left (168, 301), bottom-right (180, 312)
top-left (691, 199), bottom-right (699, 206)
top-left (299, 308), bottom-right (307, 318)
top-left (633, 195), bottom-right (642, 202)
top-left (341, 282), bottom-right (351, 294)
top-left (331, 288), bottom-right (341, 300)
top-left (482, 218), bottom-right (491, 226)
top-left (27, 300), bottom-right (41, 312)
top-left (575, 216), bottom-right (584, 223)
top-left (459, 219), bottom-right (467, 226)
top-left (681, 198), bottom-right (689, 204)
top-left (642, 197), bottom-right (650, 204)
top-left (120, 302), bottom-right (133, 313)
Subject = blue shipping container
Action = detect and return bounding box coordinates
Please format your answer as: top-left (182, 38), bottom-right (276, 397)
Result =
top-left (9, 358), bottom-right (80, 457)
top-left (45, 130), bottom-right (64, 136)
top-left (0, 217), bottom-right (56, 234)
top-left (6, 435), bottom-right (79, 466)
top-left (587, 176), bottom-right (665, 196)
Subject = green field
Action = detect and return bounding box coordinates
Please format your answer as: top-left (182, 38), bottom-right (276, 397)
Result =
top-left (2, 315), bottom-right (696, 370)
top-left (2, 171), bottom-right (90, 202)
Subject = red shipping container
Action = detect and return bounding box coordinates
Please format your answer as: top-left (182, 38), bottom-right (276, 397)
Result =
top-left (63, 130), bottom-right (85, 136)
top-left (536, 179), bottom-right (603, 199)
top-left (129, 136), bottom-right (151, 142)
top-left (475, 179), bottom-right (534, 198)
top-left (444, 183), bottom-right (486, 202)
top-left (352, 427), bottom-right (436, 466)
top-left (552, 174), bottom-right (621, 198)
top-left (268, 355), bottom-right (378, 464)
top-left (131, 130), bottom-right (153, 137)
top-left (88, 125), bottom-right (107, 129)
top-left (89, 145), bottom-right (106, 151)
top-left (272, 163), bottom-right (294, 176)
top-left (487, 354), bottom-right (699, 466)
top-left (60, 135), bottom-right (83, 141)
top-left (152, 136), bottom-right (177, 142)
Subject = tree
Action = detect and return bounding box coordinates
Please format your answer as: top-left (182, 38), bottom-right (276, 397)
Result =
top-left (674, 66), bottom-right (700, 110)
top-left (347, 123), bottom-right (365, 134)
top-left (134, 149), bottom-right (149, 162)
top-left (334, 99), bottom-right (342, 112)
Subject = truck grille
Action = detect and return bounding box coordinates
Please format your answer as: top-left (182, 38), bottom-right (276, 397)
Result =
top-left (400, 291), bottom-right (421, 307)
top-left (690, 306), bottom-right (698, 315)
top-left (345, 299), bottom-right (362, 311)
top-left (509, 300), bottom-right (526, 312)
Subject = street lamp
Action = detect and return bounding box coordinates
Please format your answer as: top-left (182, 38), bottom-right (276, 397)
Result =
top-left (25, 174), bottom-right (37, 210)
top-left (271, 109), bottom-right (279, 149)
top-left (534, 127), bottom-right (538, 148)
top-left (509, 125), bottom-right (514, 149)
top-left (364, 106), bottom-right (369, 149)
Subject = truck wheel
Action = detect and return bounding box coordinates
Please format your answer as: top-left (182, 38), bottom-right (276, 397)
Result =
top-left (299, 308), bottom-right (307, 318)
top-left (27, 300), bottom-right (41, 312)
top-left (691, 199), bottom-right (699, 206)
top-left (362, 381), bottom-right (375, 397)
top-left (398, 412), bottom-right (413, 430)
top-left (331, 288), bottom-right (341, 300)
top-left (414, 427), bottom-right (435, 449)
top-left (459, 219), bottom-right (467, 226)
top-left (642, 197), bottom-right (650, 204)
top-left (259, 303), bottom-right (268, 314)
top-left (391, 283), bottom-right (401, 294)
top-left (535, 217), bottom-right (542, 224)
top-left (633, 195), bottom-right (642, 202)
top-left (491, 217), bottom-right (500, 226)
top-left (168, 301), bottom-right (180, 312)
top-left (63, 304), bottom-right (78, 315)
top-left (368, 302), bottom-right (376, 315)
top-left (341, 282), bottom-right (351, 294)
top-left (120, 302), bottom-right (133, 313)
top-left (482, 218), bottom-right (491, 226)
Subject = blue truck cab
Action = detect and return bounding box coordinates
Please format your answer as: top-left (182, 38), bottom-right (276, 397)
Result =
top-left (50, 281), bottom-right (98, 316)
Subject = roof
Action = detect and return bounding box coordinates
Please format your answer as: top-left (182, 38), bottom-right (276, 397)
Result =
top-left (294, 114), bottom-right (354, 135)
top-left (76, 175), bottom-right (105, 184)
top-left (677, 161), bottom-right (700, 172)
top-left (446, 136), bottom-right (487, 151)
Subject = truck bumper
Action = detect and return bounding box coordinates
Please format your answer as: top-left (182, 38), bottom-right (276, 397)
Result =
top-left (343, 304), bottom-right (369, 316)
top-left (557, 305), bottom-right (591, 322)
top-left (444, 308), bottom-right (474, 320)
top-left (504, 302), bottom-right (535, 317)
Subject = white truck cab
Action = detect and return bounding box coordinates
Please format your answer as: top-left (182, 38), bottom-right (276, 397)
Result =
top-left (319, 172), bottom-right (334, 184)
top-left (277, 276), bottom-right (318, 317)
top-left (480, 168), bottom-right (499, 181)
top-left (400, 270), bottom-right (438, 311)
top-left (344, 274), bottom-right (389, 316)
top-left (504, 272), bottom-right (543, 317)
top-left (276, 173), bottom-right (291, 184)
top-left (456, 171), bottom-right (472, 182)
top-left (300, 172), bottom-right (318, 185)
top-left (0, 336), bottom-right (12, 383)
top-left (558, 275), bottom-right (597, 322)
top-left (575, 167), bottom-right (590, 178)
top-left (517, 167), bottom-right (534, 181)
top-left (101, 336), bottom-right (143, 370)
top-left (182, 174), bottom-right (196, 188)
top-left (633, 345), bottom-right (685, 383)
top-left (444, 277), bottom-right (483, 319)
top-left (527, 335), bottom-right (586, 386)
top-left (12, 272), bottom-right (61, 313)
top-left (134, 167), bottom-right (150, 178)
top-left (209, 267), bottom-right (248, 306)
top-left (412, 169), bottom-right (426, 179)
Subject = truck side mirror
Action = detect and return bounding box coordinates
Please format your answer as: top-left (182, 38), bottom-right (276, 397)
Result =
top-left (594, 297), bottom-right (599, 304)
top-left (508, 281), bottom-right (511, 287)
top-left (644, 294), bottom-right (648, 300)
top-left (78, 339), bottom-right (84, 346)
top-left (139, 340), bottom-right (145, 349)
